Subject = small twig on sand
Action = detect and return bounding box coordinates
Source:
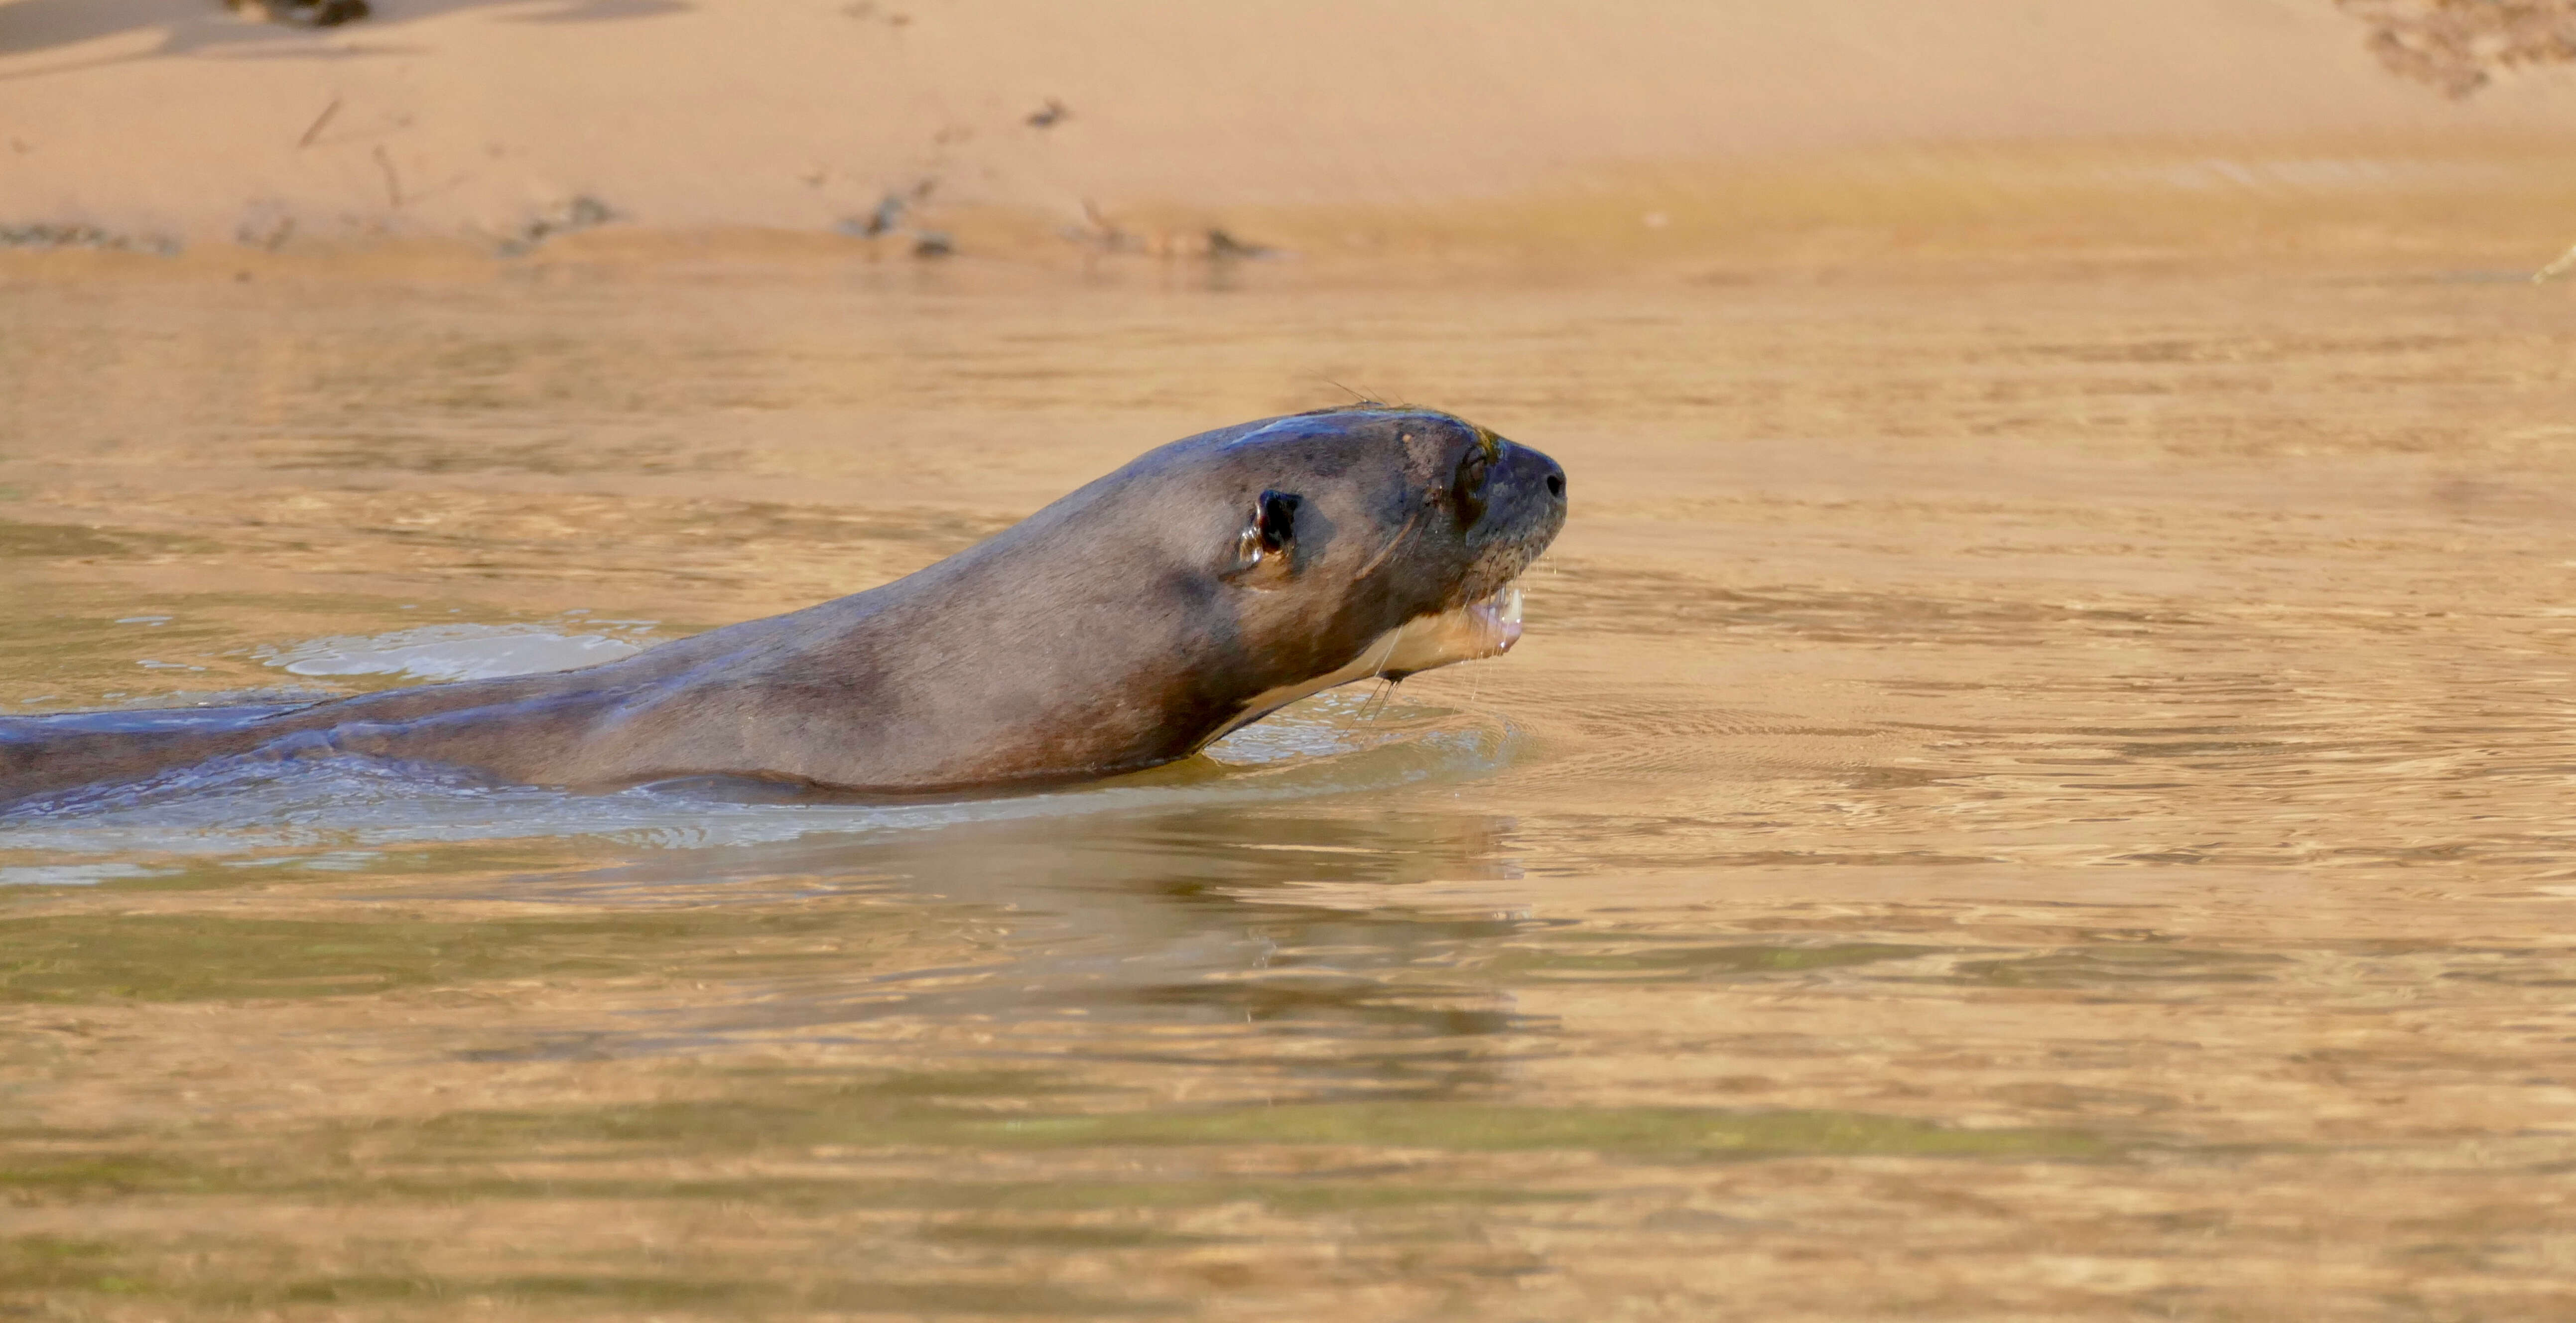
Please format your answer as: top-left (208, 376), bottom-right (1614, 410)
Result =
top-left (371, 144), bottom-right (402, 207)
top-left (2535, 240), bottom-right (2576, 284)
top-left (228, 0), bottom-right (370, 27)
top-left (296, 96), bottom-right (341, 149)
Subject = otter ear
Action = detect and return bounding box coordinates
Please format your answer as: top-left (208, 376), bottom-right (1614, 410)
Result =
top-left (1255, 490), bottom-right (1301, 552)
top-left (1231, 489), bottom-right (1302, 572)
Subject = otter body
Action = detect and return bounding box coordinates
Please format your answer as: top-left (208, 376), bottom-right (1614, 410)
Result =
top-left (0, 408), bottom-right (1565, 807)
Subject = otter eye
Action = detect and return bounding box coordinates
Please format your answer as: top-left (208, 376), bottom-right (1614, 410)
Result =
top-left (1451, 446), bottom-right (1491, 526)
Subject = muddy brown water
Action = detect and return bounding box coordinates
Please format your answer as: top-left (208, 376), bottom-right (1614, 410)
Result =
top-left (4, 257), bottom-right (2576, 1319)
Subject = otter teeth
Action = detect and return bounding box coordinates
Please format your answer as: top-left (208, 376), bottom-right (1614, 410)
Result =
top-left (1467, 584), bottom-right (1526, 653)
top-left (1360, 582), bottom-right (1532, 679)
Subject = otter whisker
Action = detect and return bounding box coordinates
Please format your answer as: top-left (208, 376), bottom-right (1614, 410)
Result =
top-left (1352, 618), bottom-right (1414, 722)
top-left (1360, 623), bottom-right (1404, 678)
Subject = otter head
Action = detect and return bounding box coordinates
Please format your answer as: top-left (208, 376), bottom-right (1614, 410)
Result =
top-left (1160, 404), bottom-right (1567, 740)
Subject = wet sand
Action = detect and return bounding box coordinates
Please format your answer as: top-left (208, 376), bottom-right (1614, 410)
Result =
top-left (4, 242), bottom-right (2576, 1318)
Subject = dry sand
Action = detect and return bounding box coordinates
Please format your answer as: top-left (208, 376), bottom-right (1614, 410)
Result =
top-left (3, 0), bottom-right (2575, 264)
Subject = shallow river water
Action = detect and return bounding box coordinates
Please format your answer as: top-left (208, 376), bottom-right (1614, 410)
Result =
top-left (5, 256), bottom-right (2576, 1319)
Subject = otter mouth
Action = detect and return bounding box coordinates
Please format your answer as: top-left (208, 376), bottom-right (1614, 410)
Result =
top-left (1377, 581), bottom-right (1526, 676)
top-left (1201, 580), bottom-right (1532, 747)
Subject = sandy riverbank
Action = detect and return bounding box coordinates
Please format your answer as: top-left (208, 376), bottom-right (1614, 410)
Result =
top-left (2, 0), bottom-right (2574, 269)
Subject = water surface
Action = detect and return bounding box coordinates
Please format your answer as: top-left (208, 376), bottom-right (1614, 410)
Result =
top-left (5, 261), bottom-right (2576, 1318)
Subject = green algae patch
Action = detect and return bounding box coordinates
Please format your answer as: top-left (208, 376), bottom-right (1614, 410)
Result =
top-left (920, 1223), bottom-right (1238, 1250)
top-left (0, 1152), bottom-right (1587, 1214)
top-left (0, 910), bottom-right (899, 1004)
top-left (1955, 944), bottom-right (2293, 989)
top-left (0, 1090), bottom-right (2107, 1219)
top-left (0, 520), bottom-right (206, 561)
top-left (0, 1153), bottom-right (229, 1198)
top-left (6, 1254), bottom-right (1173, 1318)
top-left (0, 1235), bottom-right (129, 1292)
top-left (257, 1275), bottom-right (754, 1309)
top-left (1479, 940), bottom-right (1934, 981)
top-left (404, 1089), bottom-right (2110, 1165)
top-left (974, 1101), bottom-right (2108, 1162)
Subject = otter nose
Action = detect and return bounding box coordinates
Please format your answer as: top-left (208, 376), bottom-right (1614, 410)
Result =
top-left (1536, 453), bottom-right (1566, 502)
top-left (1498, 439), bottom-right (1567, 512)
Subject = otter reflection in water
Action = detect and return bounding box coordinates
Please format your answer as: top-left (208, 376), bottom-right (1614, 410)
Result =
top-left (0, 407), bottom-right (1567, 807)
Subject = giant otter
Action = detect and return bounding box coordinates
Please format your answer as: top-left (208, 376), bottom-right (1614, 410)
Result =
top-left (0, 407), bottom-right (1566, 807)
